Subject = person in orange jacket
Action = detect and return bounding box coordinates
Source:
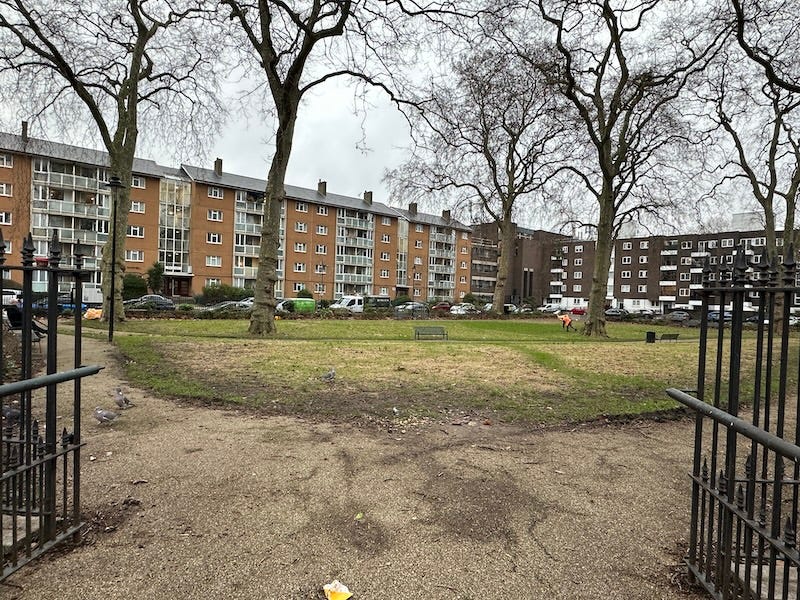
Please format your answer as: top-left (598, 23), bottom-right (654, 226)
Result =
top-left (558, 312), bottom-right (576, 331)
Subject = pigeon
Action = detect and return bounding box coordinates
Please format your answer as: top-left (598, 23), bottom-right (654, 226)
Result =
top-left (114, 387), bottom-right (134, 409)
top-left (321, 367), bottom-right (336, 383)
top-left (94, 407), bottom-right (118, 424)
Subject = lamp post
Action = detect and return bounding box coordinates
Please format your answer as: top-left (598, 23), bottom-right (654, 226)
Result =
top-left (105, 175), bottom-right (123, 342)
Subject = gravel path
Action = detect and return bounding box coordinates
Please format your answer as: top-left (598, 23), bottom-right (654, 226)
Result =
top-left (4, 334), bottom-right (703, 599)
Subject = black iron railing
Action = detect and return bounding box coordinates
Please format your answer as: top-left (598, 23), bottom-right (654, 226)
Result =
top-left (670, 247), bottom-right (800, 599)
top-left (1, 231), bottom-right (101, 580)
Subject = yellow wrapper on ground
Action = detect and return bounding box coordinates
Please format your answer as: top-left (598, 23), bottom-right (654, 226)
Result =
top-left (323, 580), bottom-right (353, 600)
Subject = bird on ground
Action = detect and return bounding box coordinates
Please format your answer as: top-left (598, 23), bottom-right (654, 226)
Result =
top-left (94, 407), bottom-right (118, 424)
top-left (321, 367), bottom-right (336, 383)
top-left (114, 387), bottom-right (134, 409)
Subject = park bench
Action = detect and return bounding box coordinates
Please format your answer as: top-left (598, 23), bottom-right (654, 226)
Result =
top-left (414, 326), bottom-right (448, 340)
top-left (659, 333), bottom-right (680, 342)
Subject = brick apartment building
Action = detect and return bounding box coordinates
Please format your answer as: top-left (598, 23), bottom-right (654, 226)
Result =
top-left (0, 130), bottom-right (471, 302)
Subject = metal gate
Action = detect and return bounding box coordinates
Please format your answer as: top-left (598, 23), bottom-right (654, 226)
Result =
top-left (668, 248), bottom-right (800, 599)
top-left (1, 231), bottom-right (101, 580)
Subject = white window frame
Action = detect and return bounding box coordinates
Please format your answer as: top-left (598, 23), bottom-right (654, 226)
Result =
top-left (622, 256), bottom-right (632, 264)
top-left (296, 201), bottom-right (308, 213)
top-left (0, 211), bottom-right (11, 225)
top-left (207, 209), bottom-right (223, 222)
top-left (575, 245), bottom-right (584, 253)
top-left (131, 175), bottom-right (145, 189)
top-left (573, 284), bottom-right (582, 292)
top-left (415, 224), bottom-right (424, 233)
top-left (205, 278), bottom-right (221, 287)
top-left (295, 222), bottom-right (307, 233)
top-left (130, 201), bottom-right (145, 214)
top-left (681, 240), bottom-right (692, 250)
top-left (293, 282), bottom-right (306, 293)
top-left (125, 250), bottom-right (144, 262)
top-left (207, 232), bottom-right (222, 245)
top-left (0, 183), bottom-right (12, 196)
top-left (208, 186), bottom-right (223, 199)
top-left (381, 233), bottom-right (390, 243)
top-left (206, 256), bottom-right (222, 267)
top-left (680, 257), bottom-right (692, 265)
top-left (638, 270), bottom-right (648, 278)
top-left (573, 271), bottom-right (582, 279)
top-left (620, 284), bottom-right (631, 293)
top-left (640, 241), bottom-right (649, 249)
top-left (127, 225), bottom-right (144, 238)
top-left (381, 216), bottom-right (391, 225)
top-left (0, 154), bottom-right (13, 168)
top-left (294, 262), bottom-right (306, 273)
top-left (380, 269), bottom-right (390, 278)
top-left (680, 273), bottom-right (691, 281)
top-left (637, 284), bottom-right (647, 293)
top-left (316, 244), bottom-right (327, 254)
top-left (317, 205), bottom-right (328, 216)
top-left (679, 288), bottom-right (691, 297)
top-left (622, 241), bottom-right (632, 250)
top-left (639, 255), bottom-right (648, 264)
top-left (415, 240), bottom-right (423, 248)
top-left (621, 270), bottom-right (631, 279)
top-left (574, 258), bottom-right (583, 266)
top-left (380, 252), bottom-right (390, 261)
top-left (316, 224), bottom-right (328, 235)
top-left (294, 242), bottom-right (307, 253)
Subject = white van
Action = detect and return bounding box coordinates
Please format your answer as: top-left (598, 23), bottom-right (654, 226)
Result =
top-left (330, 295), bottom-right (364, 313)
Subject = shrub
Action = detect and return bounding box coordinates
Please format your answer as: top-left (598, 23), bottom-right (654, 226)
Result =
top-left (123, 274), bottom-right (147, 300)
top-left (297, 288), bottom-right (313, 298)
top-left (392, 295), bottom-right (411, 306)
top-left (195, 284), bottom-right (253, 305)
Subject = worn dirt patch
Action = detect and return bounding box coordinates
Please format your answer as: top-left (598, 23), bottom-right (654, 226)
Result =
top-left (3, 335), bottom-right (706, 600)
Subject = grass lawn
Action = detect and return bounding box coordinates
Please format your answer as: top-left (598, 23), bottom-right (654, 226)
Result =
top-left (81, 316), bottom-right (713, 426)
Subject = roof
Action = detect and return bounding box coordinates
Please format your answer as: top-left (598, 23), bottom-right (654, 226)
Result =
top-left (390, 207), bottom-right (471, 232)
top-left (0, 132), bottom-right (165, 177)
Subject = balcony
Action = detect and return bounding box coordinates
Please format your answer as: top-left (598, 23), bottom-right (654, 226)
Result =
top-left (33, 199), bottom-right (110, 219)
top-left (691, 251), bottom-right (710, 258)
top-left (660, 249), bottom-right (678, 256)
top-left (235, 199), bottom-right (265, 214)
top-left (659, 295), bottom-right (676, 301)
top-left (336, 236), bottom-right (373, 249)
top-left (429, 280), bottom-right (456, 289)
top-left (659, 280), bottom-right (677, 287)
top-left (660, 264), bottom-right (678, 271)
top-left (337, 216), bottom-right (371, 229)
top-left (429, 248), bottom-right (454, 259)
top-left (233, 266), bottom-right (258, 278)
top-left (430, 232), bottom-right (454, 243)
top-left (33, 170), bottom-right (100, 191)
top-left (336, 273), bottom-right (372, 284)
top-left (32, 227), bottom-right (108, 245)
top-left (234, 222), bottom-right (262, 235)
top-left (550, 267), bottom-right (564, 274)
top-left (339, 254), bottom-right (371, 267)
top-left (234, 244), bottom-right (260, 257)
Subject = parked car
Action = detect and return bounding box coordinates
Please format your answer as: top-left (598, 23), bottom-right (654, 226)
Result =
top-left (536, 304), bottom-right (562, 313)
top-left (431, 301), bottom-right (452, 312)
top-left (450, 303), bottom-right (479, 315)
top-left (708, 311), bottom-right (733, 322)
top-left (236, 297), bottom-right (254, 308)
top-left (569, 307), bottom-right (587, 315)
top-left (394, 301), bottom-right (429, 318)
top-left (124, 294), bottom-right (175, 310)
top-left (199, 301), bottom-right (250, 314)
top-left (604, 307), bottom-right (629, 319)
top-left (668, 310), bottom-right (691, 322)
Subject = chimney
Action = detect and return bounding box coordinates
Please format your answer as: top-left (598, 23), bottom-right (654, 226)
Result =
top-left (442, 209), bottom-right (451, 221)
top-left (317, 180), bottom-right (327, 196)
top-left (363, 190), bottom-right (372, 205)
top-left (409, 202), bottom-right (417, 215)
top-left (21, 120), bottom-right (28, 142)
top-left (213, 157), bottom-right (222, 177)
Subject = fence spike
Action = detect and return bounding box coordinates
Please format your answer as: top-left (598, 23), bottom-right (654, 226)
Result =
top-left (702, 458), bottom-right (709, 482)
top-left (784, 518), bottom-right (796, 549)
top-left (48, 230), bottom-right (62, 267)
top-left (702, 256), bottom-right (713, 286)
top-left (736, 484), bottom-right (744, 510)
top-left (768, 255), bottom-right (780, 286)
top-left (782, 244), bottom-right (796, 286)
top-left (733, 245), bottom-right (748, 284)
top-left (22, 232), bottom-right (35, 266)
top-left (719, 470), bottom-right (727, 495)
top-left (744, 453), bottom-right (752, 478)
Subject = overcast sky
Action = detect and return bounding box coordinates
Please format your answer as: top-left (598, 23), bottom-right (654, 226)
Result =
top-left (199, 80), bottom-right (413, 207)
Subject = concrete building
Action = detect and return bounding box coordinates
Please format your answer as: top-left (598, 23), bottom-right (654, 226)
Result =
top-left (0, 131), bottom-right (471, 302)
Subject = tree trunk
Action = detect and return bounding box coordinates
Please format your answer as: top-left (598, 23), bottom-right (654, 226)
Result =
top-left (100, 147), bottom-right (135, 325)
top-left (492, 215), bottom-right (514, 311)
top-left (583, 193), bottom-right (614, 337)
top-left (249, 103), bottom-right (298, 335)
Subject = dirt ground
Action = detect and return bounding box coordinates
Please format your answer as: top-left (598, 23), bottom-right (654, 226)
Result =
top-left (3, 334), bottom-right (704, 600)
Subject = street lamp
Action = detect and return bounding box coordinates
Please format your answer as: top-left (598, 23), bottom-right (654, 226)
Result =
top-left (105, 175), bottom-right (123, 342)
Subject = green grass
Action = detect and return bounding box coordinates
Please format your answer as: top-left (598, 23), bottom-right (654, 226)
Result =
top-left (105, 317), bottom-right (704, 425)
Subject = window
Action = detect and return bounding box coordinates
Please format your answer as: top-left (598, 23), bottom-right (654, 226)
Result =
top-left (314, 283), bottom-right (326, 293)
top-left (381, 233), bottom-right (390, 243)
top-left (681, 257), bottom-right (692, 265)
top-left (207, 209), bottom-right (223, 222)
top-left (317, 206), bottom-right (328, 216)
top-left (296, 201), bottom-right (307, 212)
top-left (462, 232), bottom-right (468, 240)
top-left (381, 216), bottom-right (391, 225)
top-left (727, 254), bottom-right (735, 264)
top-left (415, 240), bottom-right (423, 248)
top-left (460, 261), bottom-right (467, 269)
top-left (0, 211), bottom-right (11, 225)
top-left (638, 285), bottom-right (647, 293)
top-left (721, 238), bottom-right (734, 248)
top-left (681, 240), bottom-right (692, 250)
top-left (413, 271), bottom-right (421, 280)
top-left (680, 273), bottom-right (690, 281)
top-left (415, 224), bottom-right (424, 233)
top-left (709, 256), bottom-right (717, 265)
top-left (461, 247), bottom-right (468, 254)
top-left (125, 250), bottom-right (144, 262)
top-left (639, 255), bottom-right (648, 264)
top-left (207, 232), bottom-right (222, 244)
top-left (206, 256), bottom-right (222, 267)
top-left (0, 183), bottom-right (12, 196)
top-left (316, 244), bottom-right (327, 254)
top-left (621, 270), bottom-right (631, 278)
top-left (294, 262), bottom-right (306, 272)
top-left (0, 153), bottom-right (13, 168)
top-left (380, 269), bottom-right (390, 278)
top-left (292, 282), bottom-right (305, 293)
top-left (316, 224), bottom-right (328, 235)
top-left (622, 241), bottom-right (632, 250)
top-left (460, 276), bottom-right (467, 284)
top-left (205, 278), bottom-right (220, 287)
top-left (573, 284), bottom-right (582, 292)
top-left (294, 242), bottom-right (307, 252)
top-left (638, 270), bottom-right (647, 278)
top-left (575, 245), bottom-right (583, 253)
top-left (621, 284), bottom-right (631, 293)
top-left (131, 175), bottom-right (145, 189)
top-left (562, 246), bottom-right (569, 254)
top-left (208, 186), bottom-right (223, 199)
top-left (698, 241), bottom-right (706, 252)
top-left (622, 256), bottom-right (632, 264)
top-left (295, 222), bottom-right (307, 233)
top-left (562, 259), bottom-right (568, 267)
top-left (380, 252), bottom-right (390, 261)
top-left (130, 201), bottom-right (145, 213)
top-left (413, 289), bottom-right (421, 297)
top-left (414, 256), bottom-right (422, 265)
top-left (573, 271), bottom-right (582, 279)
top-left (640, 241), bottom-right (649, 249)
top-left (707, 240), bottom-right (717, 249)
top-left (679, 288), bottom-right (690, 297)
top-left (574, 258), bottom-right (583, 266)
top-left (127, 225), bottom-right (144, 238)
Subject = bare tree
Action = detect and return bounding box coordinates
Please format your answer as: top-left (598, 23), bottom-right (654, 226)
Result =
top-left (0, 0), bottom-right (223, 323)
top-left (222, 0), bottom-right (474, 335)
top-left (731, 0), bottom-right (800, 94)
top-left (523, 0), bottom-right (723, 336)
top-left (387, 42), bottom-right (567, 312)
